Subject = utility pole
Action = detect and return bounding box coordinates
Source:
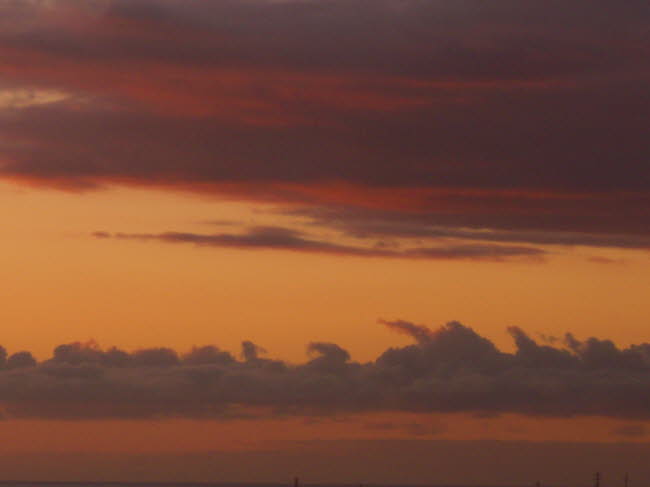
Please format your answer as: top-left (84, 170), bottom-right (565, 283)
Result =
top-left (624, 473), bottom-right (629, 487)
top-left (594, 472), bottom-right (601, 487)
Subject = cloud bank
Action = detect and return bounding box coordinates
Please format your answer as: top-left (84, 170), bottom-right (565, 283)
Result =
top-left (3, 321), bottom-right (650, 420)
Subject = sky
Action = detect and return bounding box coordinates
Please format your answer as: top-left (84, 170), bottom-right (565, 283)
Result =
top-left (0, 0), bottom-right (649, 484)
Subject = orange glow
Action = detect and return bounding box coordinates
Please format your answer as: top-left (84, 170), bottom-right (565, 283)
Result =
top-left (0, 2), bottom-right (648, 481)
top-left (0, 183), bottom-right (647, 363)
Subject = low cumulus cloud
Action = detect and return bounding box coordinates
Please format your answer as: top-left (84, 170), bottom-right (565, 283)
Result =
top-left (92, 227), bottom-right (545, 261)
top-left (3, 321), bottom-right (650, 419)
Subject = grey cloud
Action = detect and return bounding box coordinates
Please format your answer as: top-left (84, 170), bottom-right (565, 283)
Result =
top-left (306, 343), bottom-right (352, 375)
top-left (308, 343), bottom-right (350, 363)
top-left (131, 348), bottom-right (180, 367)
top-left (378, 319), bottom-right (434, 345)
top-left (289, 206), bottom-right (650, 250)
top-left (183, 346), bottom-right (235, 366)
top-left (508, 327), bottom-right (578, 369)
top-left (241, 341), bottom-right (266, 362)
top-left (92, 227), bottom-right (546, 261)
top-left (7, 351), bottom-right (37, 369)
top-left (3, 321), bottom-right (650, 419)
top-left (51, 341), bottom-right (130, 367)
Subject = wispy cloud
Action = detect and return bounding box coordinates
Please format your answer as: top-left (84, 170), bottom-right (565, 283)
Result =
top-left (92, 227), bottom-right (546, 261)
top-left (286, 205), bottom-right (650, 251)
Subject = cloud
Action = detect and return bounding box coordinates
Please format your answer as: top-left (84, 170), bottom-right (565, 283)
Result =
top-left (92, 227), bottom-right (546, 261)
top-left (378, 319), bottom-right (434, 345)
top-left (0, 0), bottom-right (647, 249)
top-left (183, 346), bottom-right (235, 366)
top-left (287, 206), bottom-right (650, 250)
top-left (3, 321), bottom-right (650, 419)
top-left (6, 351), bottom-right (37, 369)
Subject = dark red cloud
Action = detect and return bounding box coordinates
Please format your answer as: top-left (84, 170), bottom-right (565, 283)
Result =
top-left (0, 0), bottom-right (648, 247)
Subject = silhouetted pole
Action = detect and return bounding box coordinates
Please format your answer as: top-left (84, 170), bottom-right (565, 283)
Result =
top-left (594, 472), bottom-right (601, 487)
top-left (624, 473), bottom-right (629, 487)
top-left (293, 477), bottom-right (299, 487)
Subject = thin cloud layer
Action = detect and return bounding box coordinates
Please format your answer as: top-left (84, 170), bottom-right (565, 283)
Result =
top-left (0, 0), bottom-right (648, 249)
top-left (3, 321), bottom-right (650, 420)
top-left (289, 206), bottom-right (650, 249)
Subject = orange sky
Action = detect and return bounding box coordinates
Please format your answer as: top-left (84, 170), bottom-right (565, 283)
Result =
top-left (2, 182), bottom-right (648, 362)
top-left (2, 181), bottom-right (650, 464)
top-left (1, 0), bottom-right (649, 483)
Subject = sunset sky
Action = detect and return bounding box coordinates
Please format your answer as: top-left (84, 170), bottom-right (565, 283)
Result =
top-left (0, 0), bottom-right (649, 484)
